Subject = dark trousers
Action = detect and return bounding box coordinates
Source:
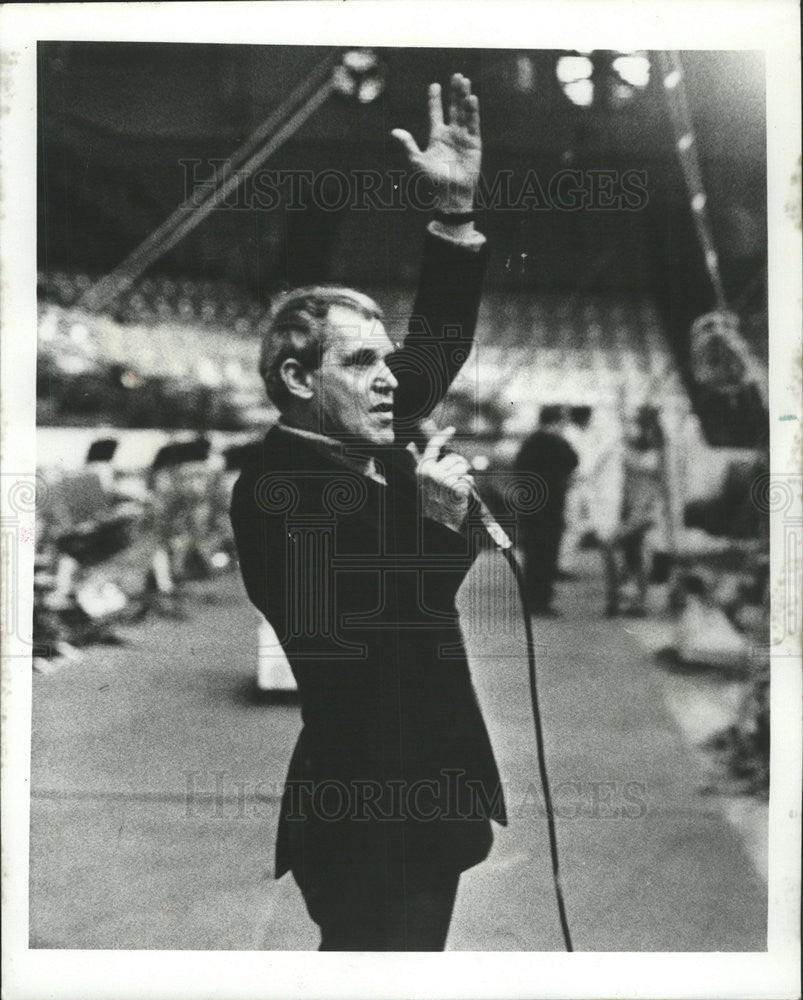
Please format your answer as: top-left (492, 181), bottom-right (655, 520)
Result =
top-left (296, 870), bottom-right (460, 951)
top-left (521, 521), bottom-right (563, 611)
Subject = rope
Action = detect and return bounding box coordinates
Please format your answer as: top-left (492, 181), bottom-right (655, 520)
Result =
top-left (657, 51), bottom-right (727, 310)
top-left (80, 52), bottom-right (341, 312)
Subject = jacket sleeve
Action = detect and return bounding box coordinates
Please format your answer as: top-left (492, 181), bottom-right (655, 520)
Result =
top-left (384, 450), bottom-right (481, 619)
top-left (229, 469), bottom-right (283, 626)
top-left (231, 471), bottom-right (364, 665)
top-left (231, 459), bottom-right (480, 651)
top-left (388, 231), bottom-right (488, 446)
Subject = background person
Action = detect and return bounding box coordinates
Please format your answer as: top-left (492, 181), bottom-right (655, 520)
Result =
top-left (513, 405), bottom-right (579, 616)
top-left (602, 405), bottom-right (670, 617)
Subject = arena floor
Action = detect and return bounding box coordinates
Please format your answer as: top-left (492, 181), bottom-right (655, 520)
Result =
top-left (29, 552), bottom-right (767, 951)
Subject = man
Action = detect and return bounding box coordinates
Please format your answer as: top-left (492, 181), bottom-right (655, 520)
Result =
top-left (513, 406), bottom-right (579, 616)
top-left (230, 75), bottom-right (506, 951)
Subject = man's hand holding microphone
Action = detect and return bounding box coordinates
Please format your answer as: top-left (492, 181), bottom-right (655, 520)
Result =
top-left (415, 425), bottom-right (474, 534)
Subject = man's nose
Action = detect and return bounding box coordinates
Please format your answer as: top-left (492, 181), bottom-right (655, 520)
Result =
top-left (374, 362), bottom-right (398, 392)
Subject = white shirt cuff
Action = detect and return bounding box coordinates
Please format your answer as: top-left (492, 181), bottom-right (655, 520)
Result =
top-left (427, 219), bottom-right (486, 251)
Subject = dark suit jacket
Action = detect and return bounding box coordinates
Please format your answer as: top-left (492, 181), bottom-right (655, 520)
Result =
top-left (230, 232), bottom-right (506, 900)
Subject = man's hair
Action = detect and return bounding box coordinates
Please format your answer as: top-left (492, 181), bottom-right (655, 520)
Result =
top-left (259, 286), bottom-right (383, 410)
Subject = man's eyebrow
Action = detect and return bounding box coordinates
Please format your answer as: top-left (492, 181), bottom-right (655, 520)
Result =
top-left (341, 346), bottom-right (383, 365)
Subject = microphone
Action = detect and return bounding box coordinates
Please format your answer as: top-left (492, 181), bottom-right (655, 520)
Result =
top-left (410, 421), bottom-right (513, 551)
top-left (468, 489), bottom-right (514, 551)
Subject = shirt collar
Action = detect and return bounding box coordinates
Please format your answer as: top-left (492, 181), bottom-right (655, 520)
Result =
top-left (275, 420), bottom-right (387, 485)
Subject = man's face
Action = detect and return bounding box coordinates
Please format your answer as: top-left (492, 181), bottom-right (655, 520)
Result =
top-left (310, 305), bottom-right (399, 446)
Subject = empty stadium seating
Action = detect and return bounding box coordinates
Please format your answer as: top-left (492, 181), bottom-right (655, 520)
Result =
top-left (37, 275), bottom-right (690, 437)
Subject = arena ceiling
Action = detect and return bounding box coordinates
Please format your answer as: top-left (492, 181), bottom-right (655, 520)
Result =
top-left (38, 44), bottom-right (767, 297)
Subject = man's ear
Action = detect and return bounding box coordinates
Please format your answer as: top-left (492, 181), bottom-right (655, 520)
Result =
top-left (279, 358), bottom-right (314, 400)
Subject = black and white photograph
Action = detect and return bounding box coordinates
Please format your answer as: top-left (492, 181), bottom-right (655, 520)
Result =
top-left (1, 3), bottom-right (800, 998)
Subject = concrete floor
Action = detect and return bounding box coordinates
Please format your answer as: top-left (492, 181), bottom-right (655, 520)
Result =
top-left (29, 553), bottom-right (767, 951)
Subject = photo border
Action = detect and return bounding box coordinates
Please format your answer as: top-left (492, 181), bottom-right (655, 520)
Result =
top-left (2, 3), bottom-right (800, 998)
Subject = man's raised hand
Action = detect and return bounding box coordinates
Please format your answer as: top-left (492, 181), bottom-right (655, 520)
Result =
top-left (391, 73), bottom-right (481, 215)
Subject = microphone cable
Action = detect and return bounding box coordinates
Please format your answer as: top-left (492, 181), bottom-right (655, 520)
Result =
top-left (467, 494), bottom-right (575, 952)
top-left (499, 543), bottom-right (574, 952)
top-left (409, 430), bottom-right (574, 950)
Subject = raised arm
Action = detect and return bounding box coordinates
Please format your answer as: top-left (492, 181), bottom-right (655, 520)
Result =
top-left (387, 74), bottom-right (489, 444)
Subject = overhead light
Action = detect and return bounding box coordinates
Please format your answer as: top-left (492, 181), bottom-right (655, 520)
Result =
top-left (333, 49), bottom-right (386, 104)
top-left (564, 79), bottom-right (594, 107)
top-left (612, 53), bottom-right (650, 89)
top-left (515, 54), bottom-right (535, 93)
top-left (556, 55), bottom-right (593, 84)
top-left (609, 81), bottom-right (636, 107)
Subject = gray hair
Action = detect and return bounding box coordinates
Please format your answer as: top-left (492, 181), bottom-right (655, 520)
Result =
top-left (259, 286), bottom-right (383, 410)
